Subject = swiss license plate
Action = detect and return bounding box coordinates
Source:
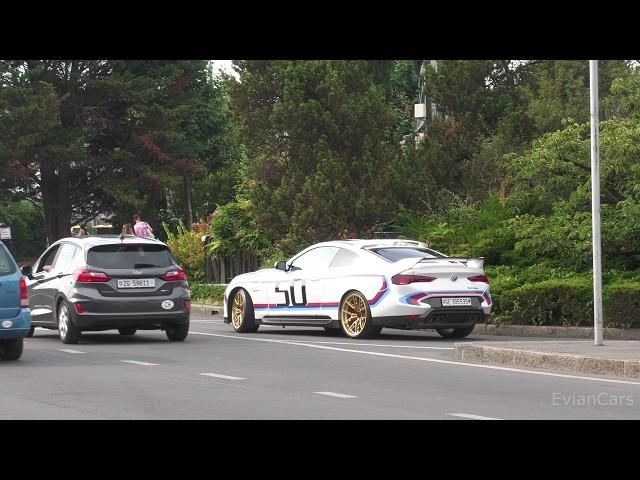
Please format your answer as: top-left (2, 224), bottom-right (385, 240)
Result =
top-left (117, 279), bottom-right (156, 289)
top-left (441, 297), bottom-right (472, 307)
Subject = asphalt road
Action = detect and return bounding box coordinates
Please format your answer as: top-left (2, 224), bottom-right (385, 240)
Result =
top-left (2, 314), bottom-right (640, 419)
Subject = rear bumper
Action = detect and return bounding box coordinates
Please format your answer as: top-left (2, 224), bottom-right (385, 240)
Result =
top-left (71, 311), bottom-right (189, 330)
top-left (0, 308), bottom-right (32, 339)
top-left (374, 308), bottom-right (486, 330)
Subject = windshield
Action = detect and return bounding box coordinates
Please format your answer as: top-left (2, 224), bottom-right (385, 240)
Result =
top-left (87, 244), bottom-right (174, 269)
top-left (370, 247), bottom-right (443, 262)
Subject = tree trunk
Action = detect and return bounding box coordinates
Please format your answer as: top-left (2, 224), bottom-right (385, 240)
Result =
top-left (183, 173), bottom-right (193, 230)
top-left (41, 163), bottom-right (71, 244)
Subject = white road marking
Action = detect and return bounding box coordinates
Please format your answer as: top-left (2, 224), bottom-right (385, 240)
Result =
top-left (315, 391), bottom-right (357, 399)
top-left (121, 360), bottom-right (159, 366)
top-left (58, 349), bottom-right (85, 354)
top-left (448, 413), bottom-right (502, 420)
top-left (199, 373), bottom-right (246, 380)
top-left (189, 331), bottom-right (640, 386)
top-left (278, 339), bottom-right (453, 350)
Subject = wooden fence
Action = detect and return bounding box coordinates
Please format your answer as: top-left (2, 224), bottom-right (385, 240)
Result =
top-left (204, 247), bottom-right (261, 284)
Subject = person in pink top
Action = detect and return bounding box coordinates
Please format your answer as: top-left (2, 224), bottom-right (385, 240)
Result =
top-left (133, 214), bottom-right (154, 238)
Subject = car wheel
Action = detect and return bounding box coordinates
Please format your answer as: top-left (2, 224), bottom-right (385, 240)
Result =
top-left (339, 291), bottom-right (380, 339)
top-left (26, 326), bottom-right (35, 338)
top-left (58, 302), bottom-right (81, 344)
top-left (166, 321), bottom-right (189, 341)
top-left (323, 327), bottom-right (343, 337)
top-left (118, 328), bottom-right (137, 336)
top-left (1, 338), bottom-right (24, 360)
top-left (230, 289), bottom-right (259, 333)
top-left (436, 326), bottom-right (475, 339)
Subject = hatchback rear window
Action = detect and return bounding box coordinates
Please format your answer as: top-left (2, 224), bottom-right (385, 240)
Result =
top-left (370, 247), bottom-right (443, 262)
top-left (87, 244), bottom-right (174, 269)
top-left (0, 245), bottom-right (17, 277)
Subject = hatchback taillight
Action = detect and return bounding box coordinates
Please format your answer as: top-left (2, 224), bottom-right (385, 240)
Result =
top-left (468, 274), bottom-right (489, 284)
top-left (162, 267), bottom-right (187, 282)
top-left (391, 274), bottom-right (436, 285)
top-left (19, 277), bottom-right (28, 308)
top-left (73, 269), bottom-right (111, 282)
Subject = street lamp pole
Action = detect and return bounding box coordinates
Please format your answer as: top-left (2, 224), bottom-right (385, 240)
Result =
top-left (590, 60), bottom-right (604, 346)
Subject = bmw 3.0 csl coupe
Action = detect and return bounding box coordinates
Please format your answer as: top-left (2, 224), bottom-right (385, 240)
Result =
top-left (224, 239), bottom-right (491, 339)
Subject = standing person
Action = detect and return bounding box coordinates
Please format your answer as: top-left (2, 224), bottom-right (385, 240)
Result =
top-left (79, 224), bottom-right (88, 236)
top-left (133, 214), bottom-right (154, 239)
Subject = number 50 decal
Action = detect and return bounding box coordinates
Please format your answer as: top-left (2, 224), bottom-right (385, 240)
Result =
top-left (275, 283), bottom-right (307, 306)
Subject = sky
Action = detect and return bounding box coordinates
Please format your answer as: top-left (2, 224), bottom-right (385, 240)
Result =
top-left (211, 60), bottom-right (237, 78)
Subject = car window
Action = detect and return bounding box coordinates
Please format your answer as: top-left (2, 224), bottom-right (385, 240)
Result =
top-left (53, 243), bottom-right (78, 273)
top-left (87, 244), bottom-right (174, 269)
top-left (0, 245), bottom-right (17, 277)
top-left (329, 248), bottom-right (360, 268)
top-left (35, 245), bottom-right (61, 273)
top-left (290, 247), bottom-right (339, 271)
top-left (370, 247), bottom-right (443, 262)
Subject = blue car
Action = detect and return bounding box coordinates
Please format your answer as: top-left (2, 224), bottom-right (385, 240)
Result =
top-left (0, 242), bottom-right (31, 360)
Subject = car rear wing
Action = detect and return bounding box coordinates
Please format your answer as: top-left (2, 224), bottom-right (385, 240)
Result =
top-left (415, 257), bottom-right (485, 269)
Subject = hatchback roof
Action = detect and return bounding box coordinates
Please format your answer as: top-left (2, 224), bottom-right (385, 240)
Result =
top-left (56, 235), bottom-right (165, 249)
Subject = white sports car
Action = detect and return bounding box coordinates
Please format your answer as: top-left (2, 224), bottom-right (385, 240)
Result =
top-left (223, 239), bottom-right (491, 339)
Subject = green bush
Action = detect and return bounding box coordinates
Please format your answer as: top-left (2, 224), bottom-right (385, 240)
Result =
top-left (499, 277), bottom-right (594, 326)
top-left (163, 220), bottom-right (209, 283)
top-left (603, 281), bottom-right (640, 328)
top-left (189, 283), bottom-right (226, 302)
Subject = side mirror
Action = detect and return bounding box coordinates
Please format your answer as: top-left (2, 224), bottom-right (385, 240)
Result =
top-left (275, 260), bottom-right (288, 271)
top-left (21, 265), bottom-right (32, 277)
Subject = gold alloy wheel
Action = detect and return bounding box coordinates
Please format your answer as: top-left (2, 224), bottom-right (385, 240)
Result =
top-left (341, 292), bottom-right (368, 337)
top-left (231, 290), bottom-right (245, 329)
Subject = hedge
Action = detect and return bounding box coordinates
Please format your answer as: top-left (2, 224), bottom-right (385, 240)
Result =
top-left (603, 282), bottom-right (640, 329)
top-left (498, 277), bottom-right (640, 328)
top-left (189, 283), bottom-right (226, 302)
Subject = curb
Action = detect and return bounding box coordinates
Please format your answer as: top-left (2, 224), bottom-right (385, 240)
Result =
top-left (473, 323), bottom-right (640, 340)
top-left (454, 343), bottom-right (640, 378)
top-left (191, 302), bottom-right (223, 317)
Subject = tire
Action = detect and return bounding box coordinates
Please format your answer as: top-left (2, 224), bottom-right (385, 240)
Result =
top-left (58, 302), bottom-right (81, 344)
top-left (436, 326), bottom-right (475, 339)
top-left (166, 321), bottom-right (189, 341)
top-left (1, 338), bottom-right (24, 360)
top-left (229, 289), bottom-right (259, 333)
top-left (323, 327), bottom-right (343, 337)
top-left (118, 328), bottom-right (137, 336)
top-left (26, 326), bottom-right (35, 338)
top-left (339, 290), bottom-right (381, 339)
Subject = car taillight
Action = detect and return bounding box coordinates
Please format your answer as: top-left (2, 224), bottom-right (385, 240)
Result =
top-left (20, 277), bottom-right (28, 308)
top-left (183, 299), bottom-right (191, 313)
top-left (73, 269), bottom-right (111, 282)
top-left (74, 303), bottom-right (85, 314)
top-left (391, 274), bottom-right (436, 285)
top-left (162, 267), bottom-right (187, 281)
top-left (468, 274), bottom-right (489, 284)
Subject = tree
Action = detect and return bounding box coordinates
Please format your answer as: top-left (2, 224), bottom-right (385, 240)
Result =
top-left (229, 60), bottom-right (399, 251)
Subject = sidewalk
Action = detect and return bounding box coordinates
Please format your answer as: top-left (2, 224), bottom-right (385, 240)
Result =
top-left (455, 340), bottom-right (640, 378)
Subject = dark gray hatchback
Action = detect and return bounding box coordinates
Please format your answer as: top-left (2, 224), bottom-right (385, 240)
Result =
top-left (22, 235), bottom-right (190, 344)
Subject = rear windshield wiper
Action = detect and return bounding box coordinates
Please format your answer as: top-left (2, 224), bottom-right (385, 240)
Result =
top-left (133, 263), bottom-right (160, 268)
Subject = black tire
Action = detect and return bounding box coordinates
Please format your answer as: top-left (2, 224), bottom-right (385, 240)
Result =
top-left (323, 327), bottom-right (343, 337)
top-left (229, 289), bottom-right (259, 333)
top-left (339, 291), bottom-right (381, 339)
top-left (58, 302), bottom-right (81, 344)
top-left (118, 328), bottom-right (137, 336)
top-left (166, 321), bottom-right (189, 341)
top-left (1, 338), bottom-right (24, 360)
top-left (26, 326), bottom-right (35, 338)
top-left (436, 326), bottom-right (475, 339)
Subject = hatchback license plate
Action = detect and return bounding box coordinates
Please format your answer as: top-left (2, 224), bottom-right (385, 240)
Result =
top-left (117, 279), bottom-right (156, 289)
top-left (441, 297), bottom-right (472, 307)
